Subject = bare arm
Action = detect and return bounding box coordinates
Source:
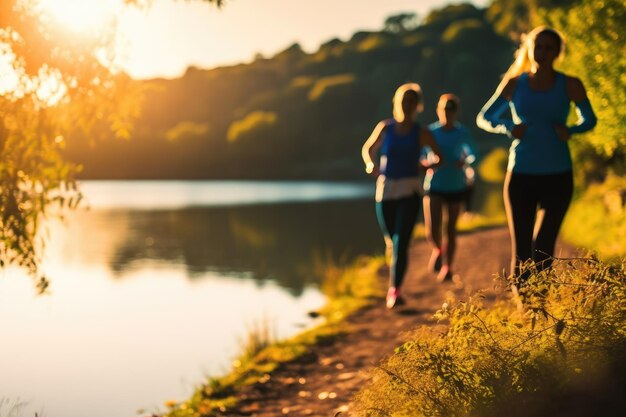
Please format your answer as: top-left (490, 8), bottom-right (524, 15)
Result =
top-left (420, 128), bottom-right (444, 166)
top-left (361, 120), bottom-right (387, 175)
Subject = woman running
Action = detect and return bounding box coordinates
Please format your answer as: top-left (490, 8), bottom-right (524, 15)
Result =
top-left (423, 94), bottom-right (476, 282)
top-left (362, 83), bottom-right (442, 308)
top-left (477, 26), bottom-right (597, 285)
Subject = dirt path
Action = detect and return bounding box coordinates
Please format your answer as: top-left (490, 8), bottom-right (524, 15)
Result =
top-left (230, 227), bottom-right (574, 417)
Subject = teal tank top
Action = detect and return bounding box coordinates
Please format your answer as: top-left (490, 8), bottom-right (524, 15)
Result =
top-left (509, 72), bottom-right (572, 174)
top-left (424, 122), bottom-right (474, 193)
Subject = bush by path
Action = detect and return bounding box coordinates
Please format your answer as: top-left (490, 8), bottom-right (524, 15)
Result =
top-left (356, 255), bottom-right (626, 417)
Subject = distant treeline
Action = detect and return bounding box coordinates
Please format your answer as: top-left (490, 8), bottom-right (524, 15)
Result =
top-left (65, 3), bottom-right (515, 180)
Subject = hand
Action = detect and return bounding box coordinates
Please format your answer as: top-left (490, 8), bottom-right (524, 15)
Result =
top-left (365, 162), bottom-right (379, 177)
top-left (427, 154), bottom-right (442, 169)
top-left (510, 123), bottom-right (528, 139)
top-left (554, 124), bottom-right (571, 141)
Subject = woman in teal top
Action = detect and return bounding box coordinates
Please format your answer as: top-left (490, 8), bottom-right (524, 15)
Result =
top-left (423, 94), bottom-right (476, 282)
top-left (477, 26), bottom-right (597, 285)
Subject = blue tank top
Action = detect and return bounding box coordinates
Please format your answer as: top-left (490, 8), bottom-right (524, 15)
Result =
top-left (379, 121), bottom-right (421, 179)
top-left (424, 122), bottom-right (474, 193)
top-left (508, 72), bottom-right (572, 174)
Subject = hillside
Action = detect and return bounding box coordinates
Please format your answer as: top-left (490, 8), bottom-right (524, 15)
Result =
top-left (63, 3), bottom-right (513, 180)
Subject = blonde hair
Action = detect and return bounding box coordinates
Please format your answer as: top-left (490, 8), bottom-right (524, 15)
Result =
top-left (437, 93), bottom-right (460, 110)
top-left (392, 82), bottom-right (423, 122)
top-left (502, 26), bottom-right (565, 84)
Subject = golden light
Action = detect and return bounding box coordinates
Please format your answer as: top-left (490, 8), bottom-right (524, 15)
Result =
top-left (37, 0), bottom-right (122, 34)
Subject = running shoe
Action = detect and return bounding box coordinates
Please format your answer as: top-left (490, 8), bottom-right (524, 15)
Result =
top-left (386, 287), bottom-right (404, 309)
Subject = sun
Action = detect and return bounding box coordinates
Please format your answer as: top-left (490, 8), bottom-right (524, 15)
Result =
top-left (37, 0), bottom-right (123, 34)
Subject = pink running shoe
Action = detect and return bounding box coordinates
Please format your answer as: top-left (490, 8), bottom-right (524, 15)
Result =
top-left (386, 287), bottom-right (405, 308)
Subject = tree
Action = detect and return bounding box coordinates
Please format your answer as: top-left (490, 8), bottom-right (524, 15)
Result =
top-left (537, 0), bottom-right (626, 181)
top-left (384, 12), bottom-right (418, 33)
top-left (488, 0), bottom-right (626, 181)
top-left (0, 0), bottom-right (222, 290)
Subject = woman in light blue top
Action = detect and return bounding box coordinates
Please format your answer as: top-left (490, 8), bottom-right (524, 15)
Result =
top-left (362, 83), bottom-right (441, 308)
top-left (423, 94), bottom-right (476, 282)
top-left (477, 26), bottom-right (597, 285)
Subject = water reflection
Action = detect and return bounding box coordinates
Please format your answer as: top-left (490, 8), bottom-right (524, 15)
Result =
top-left (2, 180), bottom-right (503, 417)
top-left (59, 200), bottom-right (383, 295)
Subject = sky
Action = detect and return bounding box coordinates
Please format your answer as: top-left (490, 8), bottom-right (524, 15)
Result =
top-left (115, 0), bottom-right (490, 79)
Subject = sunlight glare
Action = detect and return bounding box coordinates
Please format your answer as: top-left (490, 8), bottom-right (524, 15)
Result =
top-left (35, 65), bottom-right (67, 106)
top-left (0, 47), bottom-right (22, 98)
top-left (38, 0), bottom-right (122, 34)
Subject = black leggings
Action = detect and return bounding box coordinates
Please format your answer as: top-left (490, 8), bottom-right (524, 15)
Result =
top-left (504, 171), bottom-right (573, 280)
top-left (376, 194), bottom-right (420, 289)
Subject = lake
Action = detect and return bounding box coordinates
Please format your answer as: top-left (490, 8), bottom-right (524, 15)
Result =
top-left (0, 181), bottom-right (383, 417)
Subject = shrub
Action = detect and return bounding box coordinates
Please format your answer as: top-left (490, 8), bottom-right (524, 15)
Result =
top-left (561, 174), bottom-right (626, 260)
top-left (307, 74), bottom-right (356, 101)
top-left (165, 121), bottom-right (210, 142)
top-left (226, 110), bottom-right (277, 143)
top-left (478, 147), bottom-right (508, 184)
top-left (355, 256), bottom-right (626, 417)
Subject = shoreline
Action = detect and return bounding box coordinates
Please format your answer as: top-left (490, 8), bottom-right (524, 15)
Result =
top-left (162, 226), bottom-right (520, 416)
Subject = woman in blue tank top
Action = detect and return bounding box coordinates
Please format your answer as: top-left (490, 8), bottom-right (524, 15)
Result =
top-left (477, 26), bottom-right (597, 287)
top-left (362, 83), bottom-right (442, 308)
top-left (423, 94), bottom-right (476, 283)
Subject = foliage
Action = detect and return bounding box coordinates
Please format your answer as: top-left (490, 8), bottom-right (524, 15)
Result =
top-left (356, 34), bottom-right (392, 52)
top-left (537, 0), bottom-right (626, 181)
top-left (355, 256), bottom-right (626, 417)
top-left (227, 110), bottom-right (277, 142)
top-left (0, 1), bottom-right (132, 286)
top-left (307, 73), bottom-right (357, 101)
top-left (488, 0), bottom-right (626, 182)
top-left (236, 317), bottom-right (276, 361)
top-left (562, 174), bottom-right (626, 260)
top-left (442, 18), bottom-right (487, 43)
top-left (65, 4), bottom-right (513, 181)
top-left (486, 0), bottom-right (533, 38)
top-left (384, 13), bottom-right (418, 33)
top-left (424, 3), bottom-right (484, 30)
top-left (0, 1), bottom-right (222, 283)
top-left (486, 0), bottom-right (625, 257)
top-left (166, 121), bottom-right (211, 142)
top-left (478, 148), bottom-right (508, 184)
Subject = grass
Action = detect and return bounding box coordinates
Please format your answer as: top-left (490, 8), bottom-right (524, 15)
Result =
top-left (561, 174), bottom-right (626, 260)
top-left (457, 212), bottom-right (507, 233)
top-left (354, 255), bottom-right (626, 417)
top-left (161, 255), bottom-right (386, 417)
top-left (159, 171), bottom-right (625, 417)
top-left (157, 189), bottom-right (508, 417)
top-left (158, 209), bottom-right (508, 417)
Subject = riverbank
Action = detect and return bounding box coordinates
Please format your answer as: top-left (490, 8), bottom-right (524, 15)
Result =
top-left (162, 226), bottom-right (579, 416)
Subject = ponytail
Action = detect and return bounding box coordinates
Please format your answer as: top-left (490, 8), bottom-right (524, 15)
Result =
top-left (497, 26), bottom-right (565, 92)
